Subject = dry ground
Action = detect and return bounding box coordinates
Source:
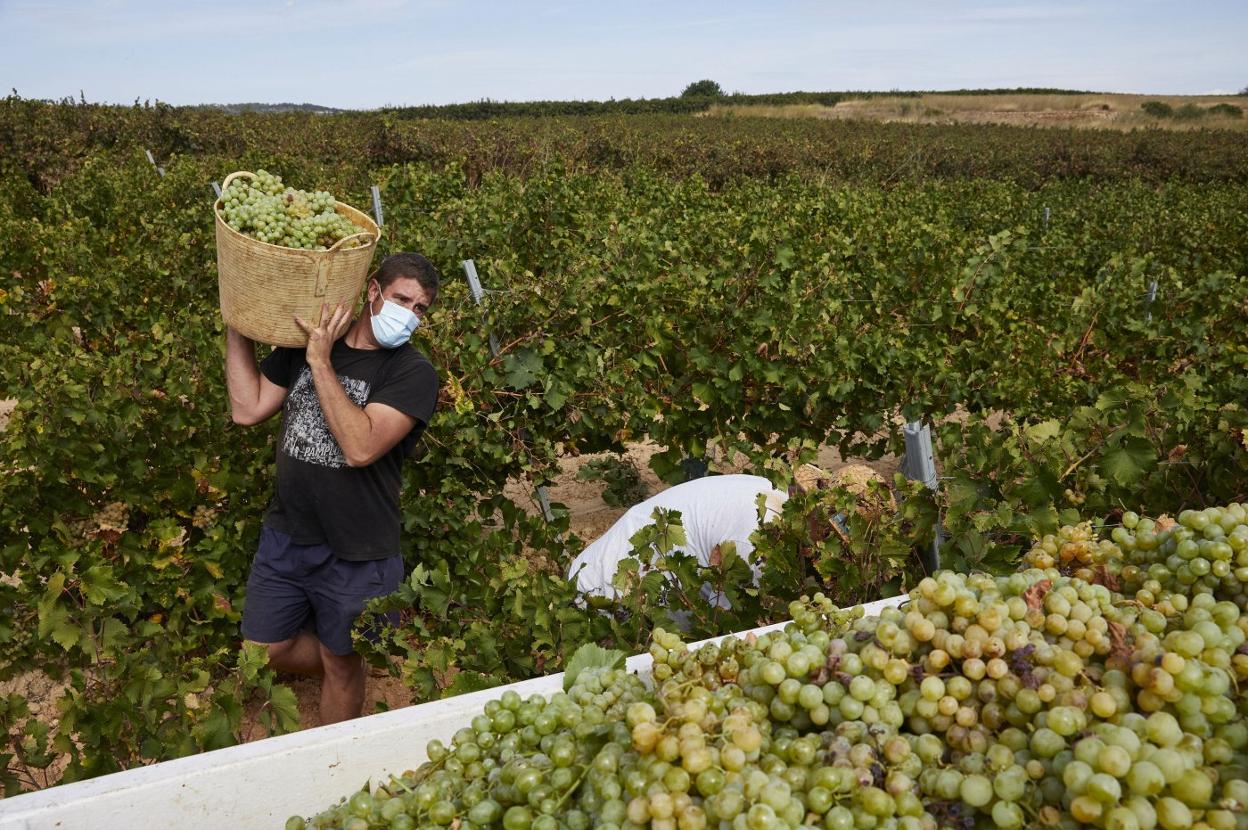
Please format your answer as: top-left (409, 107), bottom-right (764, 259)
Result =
top-left (704, 92), bottom-right (1248, 131)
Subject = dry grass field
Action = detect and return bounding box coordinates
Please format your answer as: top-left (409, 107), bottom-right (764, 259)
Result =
top-left (705, 92), bottom-right (1248, 131)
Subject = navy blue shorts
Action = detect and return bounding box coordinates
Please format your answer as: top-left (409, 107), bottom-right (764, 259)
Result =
top-left (240, 526), bottom-right (405, 656)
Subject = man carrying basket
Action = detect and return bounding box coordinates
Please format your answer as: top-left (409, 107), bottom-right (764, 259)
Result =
top-left (224, 252), bottom-right (440, 724)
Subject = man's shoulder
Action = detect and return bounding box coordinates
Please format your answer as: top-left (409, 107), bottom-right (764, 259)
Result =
top-left (374, 345), bottom-right (438, 395)
top-left (394, 343), bottom-right (434, 366)
top-left (391, 345), bottom-right (437, 376)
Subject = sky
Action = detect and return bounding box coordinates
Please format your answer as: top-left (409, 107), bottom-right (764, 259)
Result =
top-left (2, 0), bottom-right (1244, 109)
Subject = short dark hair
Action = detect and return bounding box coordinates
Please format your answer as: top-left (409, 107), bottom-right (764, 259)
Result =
top-left (375, 252), bottom-right (440, 298)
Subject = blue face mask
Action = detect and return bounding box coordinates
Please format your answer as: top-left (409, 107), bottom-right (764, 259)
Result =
top-left (369, 290), bottom-right (420, 348)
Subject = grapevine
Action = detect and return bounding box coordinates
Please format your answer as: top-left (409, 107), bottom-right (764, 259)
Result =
top-left (2, 97), bottom-right (1247, 792)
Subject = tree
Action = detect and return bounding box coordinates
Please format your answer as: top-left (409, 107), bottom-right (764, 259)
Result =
top-left (680, 80), bottom-right (725, 98)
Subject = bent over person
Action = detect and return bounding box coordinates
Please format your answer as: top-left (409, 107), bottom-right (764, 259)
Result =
top-left (567, 474), bottom-right (789, 602)
top-left (225, 252), bottom-right (440, 724)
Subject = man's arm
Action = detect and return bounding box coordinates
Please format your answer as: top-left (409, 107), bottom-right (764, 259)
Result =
top-left (310, 367), bottom-right (417, 468)
top-left (297, 303), bottom-right (418, 468)
top-left (225, 328), bottom-right (288, 425)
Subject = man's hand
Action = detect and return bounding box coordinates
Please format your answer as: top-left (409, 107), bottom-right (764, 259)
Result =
top-left (294, 302), bottom-right (352, 368)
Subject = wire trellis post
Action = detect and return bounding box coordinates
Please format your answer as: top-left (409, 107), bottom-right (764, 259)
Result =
top-left (462, 259), bottom-right (554, 524)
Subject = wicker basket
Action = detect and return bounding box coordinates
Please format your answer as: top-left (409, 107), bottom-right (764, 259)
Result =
top-left (214, 171), bottom-right (380, 347)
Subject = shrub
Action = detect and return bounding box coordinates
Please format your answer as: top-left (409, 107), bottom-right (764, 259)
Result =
top-left (1209, 102), bottom-right (1243, 118)
top-left (1140, 101), bottom-right (1174, 118)
top-left (680, 80), bottom-right (724, 98)
top-left (1174, 103), bottom-right (1206, 120)
top-left (577, 455), bottom-right (649, 508)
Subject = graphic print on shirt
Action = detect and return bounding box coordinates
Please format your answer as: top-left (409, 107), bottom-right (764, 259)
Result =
top-left (281, 366), bottom-right (370, 468)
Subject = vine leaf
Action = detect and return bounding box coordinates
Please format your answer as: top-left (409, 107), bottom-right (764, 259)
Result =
top-left (1101, 436), bottom-right (1156, 486)
top-left (503, 349), bottom-right (544, 389)
top-left (563, 643), bottom-right (626, 692)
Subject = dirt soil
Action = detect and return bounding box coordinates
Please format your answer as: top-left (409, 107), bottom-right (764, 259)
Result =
top-left (705, 92), bottom-right (1248, 132)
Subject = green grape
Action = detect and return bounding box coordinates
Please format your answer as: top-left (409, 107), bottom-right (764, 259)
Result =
top-left (218, 171), bottom-right (367, 249)
top-left (295, 548), bottom-right (1248, 830)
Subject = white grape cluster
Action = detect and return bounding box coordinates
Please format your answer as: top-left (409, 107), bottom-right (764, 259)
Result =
top-left (287, 505), bottom-right (1248, 830)
top-left (219, 169), bottom-right (365, 250)
top-left (1026, 504), bottom-right (1248, 613)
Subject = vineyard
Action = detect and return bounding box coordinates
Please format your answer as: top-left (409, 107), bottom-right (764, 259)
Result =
top-left (1, 94), bottom-right (1248, 801)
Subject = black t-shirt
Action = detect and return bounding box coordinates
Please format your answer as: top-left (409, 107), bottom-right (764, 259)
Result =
top-left (259, 339), bottom-right (438, 561)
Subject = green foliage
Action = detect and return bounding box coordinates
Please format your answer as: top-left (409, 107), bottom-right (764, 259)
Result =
top-left (749, 480), bottom-right (935, 611)
top-left (1209, 102), bottom-right (1243, 118)
top-left (1141, 100), bottom-right (1175, 118)
top-left (681, 80), bottom-right (725, 98)
top-left (576, 454), bottom-right (648, 508)
top-left (1, 99), bottom-right (1246, 790)
top-left (561, 644), bottom-right (626, 692)
top-left (8, 95), bottom-right (1248, 190)
top-left (1174, 103), bottom-right (1208, 120)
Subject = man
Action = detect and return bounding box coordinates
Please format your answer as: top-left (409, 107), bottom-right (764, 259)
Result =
top-left (225, 252), bottom-right (439, 724)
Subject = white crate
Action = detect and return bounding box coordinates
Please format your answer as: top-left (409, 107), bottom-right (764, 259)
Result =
top-left (0, 595), bottom-right (906, 830)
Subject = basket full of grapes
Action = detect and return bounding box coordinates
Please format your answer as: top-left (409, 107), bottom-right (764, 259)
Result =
top-left (214, 169), bottom-right (380, 347)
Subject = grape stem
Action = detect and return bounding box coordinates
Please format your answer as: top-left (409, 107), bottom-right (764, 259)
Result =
top-left (388, 775), bottom-right (416, 795)
top-left (550, 764), bottom-right (589, 813)
top-left (411, 755), bottom-right (446, 785)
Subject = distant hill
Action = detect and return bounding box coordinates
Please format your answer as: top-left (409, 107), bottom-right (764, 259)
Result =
top-left (208, 102), bottom-right (344, 115)
top-left (378, 88), bottom-right (1099, 120)
top-left (192, 89), bottom-right (1123, 119)
top-left (197, 89), bottom-right (1107, 119)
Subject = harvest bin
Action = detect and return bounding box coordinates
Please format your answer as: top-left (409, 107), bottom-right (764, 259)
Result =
top-left (0, 596), bottom-right (904, 830)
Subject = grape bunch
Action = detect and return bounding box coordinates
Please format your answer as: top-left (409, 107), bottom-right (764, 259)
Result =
top-left (218, 169), bottom-right (366, 250)
top-left (1024, 503), bottom-right (1248, 613)
top-left (286, 504), bottom-right (1248, 830)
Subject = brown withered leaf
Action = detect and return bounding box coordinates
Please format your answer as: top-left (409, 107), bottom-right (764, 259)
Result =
top-left (709, 544), bottom-right (723, 568)
top-left (1023, 579), bottom-right (1053, 612)
top-left (810, 651), bottom-right (842, 685)
top-left (1107, 620), bottom-right (1132, 663)
top-left (1167, 444), bottom-right (1188, 463)
top-left (92, 528), bottom-right (123, 545)
top-left (1092, 565), bottom-right (1120, 593)
top-left (1154, 514), bottom-right (1177, 532)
